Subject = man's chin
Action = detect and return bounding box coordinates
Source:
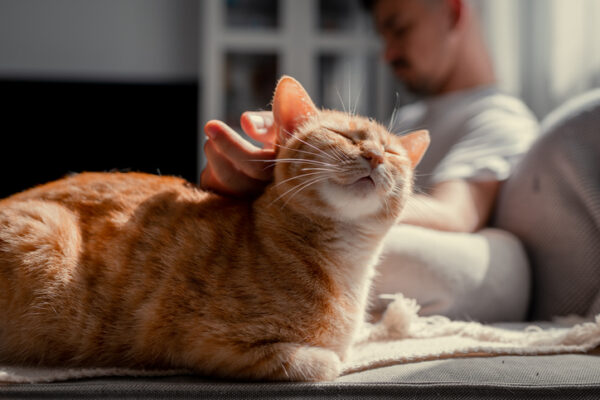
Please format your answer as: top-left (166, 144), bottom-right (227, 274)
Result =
top-left (401, 79), bottom-right (434, 97)
top-left (392, 71), bottom-right (430, 95)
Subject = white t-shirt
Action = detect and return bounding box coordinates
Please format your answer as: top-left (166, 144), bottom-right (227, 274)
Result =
top-left (392, 86), bottom-right (539, 193)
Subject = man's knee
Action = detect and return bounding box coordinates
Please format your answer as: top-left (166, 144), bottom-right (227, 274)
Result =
top-left (371, 225), bottom-right (530, 321)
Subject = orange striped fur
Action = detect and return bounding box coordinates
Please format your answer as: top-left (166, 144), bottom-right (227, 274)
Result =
top-left (0, 76), bottom-right (428, 381)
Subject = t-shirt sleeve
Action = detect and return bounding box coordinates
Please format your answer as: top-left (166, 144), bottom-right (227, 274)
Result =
top-left (430, 98), bottom-right (539, 184)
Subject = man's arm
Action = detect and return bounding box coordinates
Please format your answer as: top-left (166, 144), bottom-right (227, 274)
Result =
top-left (400, 179), bottom-right (500, 232)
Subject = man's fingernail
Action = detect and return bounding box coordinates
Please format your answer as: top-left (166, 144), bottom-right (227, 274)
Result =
top-left (249, 115), bottom-right (265, 128)
top-left (250, 115), bottom-right (273, 135)
top-left (205, 125), bottom-right (217, 139)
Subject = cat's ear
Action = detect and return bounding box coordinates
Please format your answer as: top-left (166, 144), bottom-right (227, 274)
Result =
top-left (396, 130), bottom-right (430, 168)
top-left (272, 76), bottom-right (318, 144)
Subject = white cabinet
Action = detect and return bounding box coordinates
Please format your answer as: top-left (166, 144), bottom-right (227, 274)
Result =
top-left (199, 0), bottom-right (402, 174)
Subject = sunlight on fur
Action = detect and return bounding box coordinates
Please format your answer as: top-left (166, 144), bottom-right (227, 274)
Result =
top-left (0, 76), bottom-right (428, 382)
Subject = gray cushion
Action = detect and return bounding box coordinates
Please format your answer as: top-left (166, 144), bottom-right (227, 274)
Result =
top-left (495, 88), bottom-right (600, 319)
top-left (3, 354), bottom-right (599, 399)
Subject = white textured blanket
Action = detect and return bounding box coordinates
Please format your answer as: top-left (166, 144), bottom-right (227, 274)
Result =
top-left (2, 294), bottom-right (599, 384)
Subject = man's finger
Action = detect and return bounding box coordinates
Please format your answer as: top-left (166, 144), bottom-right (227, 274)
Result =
top-left (200, 165), bottom-right (223, 193)
top-left (202, 139), bottom-right (268, 196)
top-left (204, 120), bottom-right (275, 181)
top-left (201, 164), bottom-right (254, 197)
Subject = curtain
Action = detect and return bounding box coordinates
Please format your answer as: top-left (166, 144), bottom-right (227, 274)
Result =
top-left (478, 0), bottom-right (600, 118)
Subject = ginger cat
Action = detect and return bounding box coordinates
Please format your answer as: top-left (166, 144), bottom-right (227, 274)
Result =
top-left (0, 76), bottom-right (428, 381)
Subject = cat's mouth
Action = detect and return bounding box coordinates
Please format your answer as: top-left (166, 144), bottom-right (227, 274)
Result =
top-left (329, 172), bottom-right (379, 196)
top-left (347, 176), bottom-right (376, 193)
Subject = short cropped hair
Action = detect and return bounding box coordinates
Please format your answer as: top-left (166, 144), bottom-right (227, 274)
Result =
top-left (360, 0), bottom-right (446, 12)
top-left (359, 0), bottom-right (376, 11)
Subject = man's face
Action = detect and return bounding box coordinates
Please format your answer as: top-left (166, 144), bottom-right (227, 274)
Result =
top-left (374, 0), bottom-right (456, 95)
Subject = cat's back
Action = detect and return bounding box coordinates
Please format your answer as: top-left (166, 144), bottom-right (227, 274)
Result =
top-left (0, 172), bottom-right (238, 277)
top-left (0, 171), bottom-right (231, 235)
top-left (3, 171), bottom-right (201, 209)
top-left (0, 171), bottom-right (211, 288)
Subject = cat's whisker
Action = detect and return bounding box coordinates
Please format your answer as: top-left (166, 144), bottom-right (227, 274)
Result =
top-left (400, 189), bottom-right (442, 219)
top-left (272, 171), bottom-right (332, 189)
top-left (300, 167), bottom-right (342, 173)
top-left (409, 181), bottom-right (436, 197)
top-left (252, 159), bottom-right (340, 171)
top-left (257, 160), bottom-right (340, 172)
top-left (275, 143), bottom-right (343, 162)
top-left (281, 128), bottom-right (341, 163)
top-left (280, 175), bottom-right (332, 209)
top-left (312, 113), bottom-right (350, 163)
top-left (317, 136), bottom-right (350, 164)
top-left (250, 158), bottom-right (339, 168)
top-left (320, 142), bottom-right (346, 163)
top-left (329, 147), bottom-right (347, 164)
top-left (352, 81), bottom-right (364, 117)
top-left (347, 68), bottom-right (352, 117)
top-left (269, 174), bottom-right (331, 208)
top-left (413, 172), bottom-right (435, 178)
top-left (325, 148), bottom-right (345, 164)
top-left (388, 93), bottom-right (400, 131)
top-left (412, 186), bottom-right (431, 196)
top-left (328, 144), bottom-right (351, 164)
top-left (336, 87), bottom-right (347, 114)
top-left (273, 142), bottom-right (333, 161)
top-left (388, 110), bottom-right (397, 132)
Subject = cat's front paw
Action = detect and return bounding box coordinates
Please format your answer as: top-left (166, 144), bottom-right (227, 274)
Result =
top-left (230, 343), bottom-right (341, 382)
top-left (202, 342), bottom-right (342, 382)
top-left (289, 346), bottom-right (341, 382)
top-left (264, 344), bottom-right (341, 382)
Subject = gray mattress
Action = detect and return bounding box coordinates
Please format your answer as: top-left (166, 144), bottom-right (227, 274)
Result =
top-left (3, 354), bottom-right (599, 399)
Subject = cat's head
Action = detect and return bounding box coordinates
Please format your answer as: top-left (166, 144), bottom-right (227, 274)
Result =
top-left (269, 76), bottom-right (429, 223)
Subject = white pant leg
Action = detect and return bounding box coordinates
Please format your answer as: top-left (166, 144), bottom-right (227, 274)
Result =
top-left (370, 225), bottom-right (530, 322)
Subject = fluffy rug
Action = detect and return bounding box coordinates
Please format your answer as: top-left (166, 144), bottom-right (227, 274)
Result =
top-left (2, 294), bottom-right (599, 383)
top-left (345, 294), bottom-right (600, 374)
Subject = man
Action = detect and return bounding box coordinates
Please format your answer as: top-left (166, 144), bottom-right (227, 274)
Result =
top-left (201, 0), bottom-right (538, 321)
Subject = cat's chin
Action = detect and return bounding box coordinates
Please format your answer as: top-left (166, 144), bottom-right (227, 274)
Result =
top-left (320, 180), bottom-right (383, 220)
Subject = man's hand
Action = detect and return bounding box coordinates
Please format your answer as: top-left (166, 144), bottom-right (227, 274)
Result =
top-left (201, 111), bottom-right (277, 197)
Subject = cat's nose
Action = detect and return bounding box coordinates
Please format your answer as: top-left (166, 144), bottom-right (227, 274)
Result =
top-left (363, 148), bottom-right (384, 169)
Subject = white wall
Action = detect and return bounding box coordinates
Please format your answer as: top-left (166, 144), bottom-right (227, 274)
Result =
top-left (0, 0), bottom-right (198, 81)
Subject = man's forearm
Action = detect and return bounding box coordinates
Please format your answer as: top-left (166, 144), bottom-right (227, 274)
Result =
top-left (398, 179), bottom-right (499, 233)
top-left (399, 194), bottom-right (470, 232)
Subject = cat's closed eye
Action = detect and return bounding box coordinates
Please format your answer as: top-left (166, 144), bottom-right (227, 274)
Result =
top-left (384, 146), bottom-right (401, 156)
top-left (324, 126), bottom-right (355, 144)
top-left (339, 134), bottom-right (355, 145)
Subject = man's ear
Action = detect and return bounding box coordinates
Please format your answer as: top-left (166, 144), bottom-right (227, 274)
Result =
top-left (396, 130), bottom-right (430, 168)
top-left (272, 76), bottom-right (318, 144)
